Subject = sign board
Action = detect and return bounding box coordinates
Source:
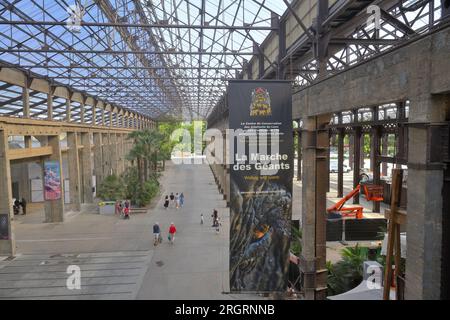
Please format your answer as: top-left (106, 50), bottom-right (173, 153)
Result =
top-left (228, 80), bottom-right (293, 292)
top-left (44, 161), bottom-right (62, 201)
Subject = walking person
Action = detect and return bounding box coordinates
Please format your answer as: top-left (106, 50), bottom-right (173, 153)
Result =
top-left (163, 195), bottom-right (169, 209)
top-left (115, 200), bottom-right (121, 215)
top-left (200, 214), bottom-right (204, 225)
top-left (20, 198), bottom-right (27, 215)
top-left (169, 193), bottom-right (175, 207)
top-left (179, 193), bottom-right (185, 208)
top-left (168, 222), bottom-right (177, 245)
top-left (118, 201), bottom-right (124, 218)
top-left (215, 217), bottom-right (221, 234)
top-left (212, 209), bottom-right (218, 227)
top-left (175, 193), bottom-right (180, 209)
top-left (13, 199), bottom-right (21, 215)
top-left (153, 222), bottom-right (161, 246)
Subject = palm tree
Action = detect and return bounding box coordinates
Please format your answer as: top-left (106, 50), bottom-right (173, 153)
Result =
top-left (127, 129), bottom-right (166, 185)
top-left (127, 130), bottom-right (147, 187)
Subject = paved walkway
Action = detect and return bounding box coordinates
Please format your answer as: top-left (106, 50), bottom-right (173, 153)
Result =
top-left (0, 162), bottom-right (261, 300)
top-left (137, 163), bottom-right (233, 300)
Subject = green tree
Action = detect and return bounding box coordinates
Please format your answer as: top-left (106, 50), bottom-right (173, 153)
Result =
top-left (96, 175), bottom-right (124, 201)
top-left (122, 167), bottom-right (160, 207)
top-left (127, 129), bottom-right (165, 186)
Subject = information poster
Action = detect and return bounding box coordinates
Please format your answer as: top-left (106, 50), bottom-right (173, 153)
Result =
top-left (228, 80), bottom-right (293, 292)
top-left (44, 161), bottom-right (62, 201)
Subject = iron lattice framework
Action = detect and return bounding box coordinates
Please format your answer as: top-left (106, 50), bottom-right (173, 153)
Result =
top-left (0, 1), bottom-right (448, 122)
top-left (0, 0), bottom-right (286, 120)
top-left (208, 0), bottom-right (448, 127)
top-left (292, 0), bottom-right (447, 88)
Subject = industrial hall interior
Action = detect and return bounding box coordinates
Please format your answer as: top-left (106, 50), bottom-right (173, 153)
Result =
top-left (0, 0), bottom-right (449, 301)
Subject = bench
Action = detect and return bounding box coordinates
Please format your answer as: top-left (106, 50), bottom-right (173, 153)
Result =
top-left (130, 208), bottom-right (148, 214)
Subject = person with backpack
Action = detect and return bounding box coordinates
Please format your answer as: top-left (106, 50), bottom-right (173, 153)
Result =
top-left (153, 222), bottom-right (161, 246)
top-left (168, 223), bottom-right (177, 244)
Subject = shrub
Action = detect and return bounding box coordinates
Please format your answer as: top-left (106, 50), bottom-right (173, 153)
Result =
top-left (122, 167), bottom-right (160, 207)
top-left (326, 245), bottom-right (383, 296)
top-left (97, 175), bottom-right (124, 201)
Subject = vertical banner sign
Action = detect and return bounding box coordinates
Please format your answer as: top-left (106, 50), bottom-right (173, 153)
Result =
top-left (228, 80), bottom-right (293, 292)
top-left (44, 161), bottom-right (62, 200)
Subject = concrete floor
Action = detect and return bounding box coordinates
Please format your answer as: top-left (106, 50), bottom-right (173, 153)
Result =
top-left (0, 162), bottom-right (262, 300)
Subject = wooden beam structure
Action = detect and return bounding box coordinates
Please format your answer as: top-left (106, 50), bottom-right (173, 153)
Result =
top-left (8, 146), bottom-right (53, 161)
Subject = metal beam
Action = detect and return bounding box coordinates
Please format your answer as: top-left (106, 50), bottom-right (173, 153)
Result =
top-left (0, 20), bottom-right (277, 31)
top-left (380, 9), bottom-right (418, 36)
top-left (0, 49), bottom-right (255, 56)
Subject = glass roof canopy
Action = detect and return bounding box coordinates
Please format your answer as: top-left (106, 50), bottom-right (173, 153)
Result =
top-left (0, 0), bottom-right (287, 121)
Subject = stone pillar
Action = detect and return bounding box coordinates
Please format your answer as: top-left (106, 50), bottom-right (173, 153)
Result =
top-left (43, 135), bottom-right (64, 223)
top-left (360, 133), bottom-right (365, 168)
top-left (80, 133), bottom-right (93, 204)
top-left (224, 130), bottom-right (230, 207)
top-left (348, 135), bottom-right (354, 170)
top-left (110, 133), bottom-right (118, 176)
top-left (102, 133), bottom-right (112, 177)
top-left (120, 134), bottom-right (126, 174)
top-left (67, 132), bottom-right (81, 211)
top-left (19, 136), bottom-right (32, 203)
top-left (122, 134), bottom-right (128, 171)
top-left (353, 123), bottom-right (362, 204)
top-left (371, 127), bottom-right (382, 213)
top-left (18, 164), bottom-right (30, 204)
top-left (297, 130), bottom-right (302, 181)
top-left (405, 95), bottom-right (449, 300)
top-left (0, 130), bottom-right (15, 256)
top-left (300, 114), bottom-right (331, 300)
top-left (381, 135), bottom-right (389, 176)
top-left (93, 133), bottom-right (103, 188)
top-left (220, 130), bottom-right (226, 197)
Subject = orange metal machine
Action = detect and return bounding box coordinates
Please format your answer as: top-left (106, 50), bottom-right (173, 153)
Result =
top-left (327, 183), bottom-right (384, 219)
